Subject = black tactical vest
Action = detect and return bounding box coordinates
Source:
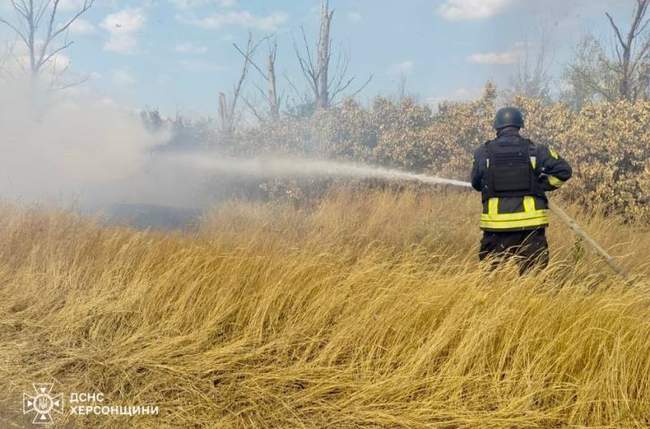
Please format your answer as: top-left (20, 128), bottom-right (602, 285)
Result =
top-left (485, 137), bottom-right (538, 198)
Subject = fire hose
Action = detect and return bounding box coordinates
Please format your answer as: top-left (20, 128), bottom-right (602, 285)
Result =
top-left (449, 180), bottom-right (629, 279)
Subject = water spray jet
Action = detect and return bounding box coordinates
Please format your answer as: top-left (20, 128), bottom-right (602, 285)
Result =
top-left (189, 154), bottom-right (629, 279)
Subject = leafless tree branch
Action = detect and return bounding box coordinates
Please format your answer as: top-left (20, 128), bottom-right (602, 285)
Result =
top-left (566, 1), bottom-right (649, 105)
top-left (0, 0), bottom-right (95, 87)
top-left (292, 0), bottom-right (371, 111)
top-left (241, 95), bottom-right (264, 123)
top-left (233, 35), bottom-right (281, 120)
top-left (218, 32), bottom-right (257, 135)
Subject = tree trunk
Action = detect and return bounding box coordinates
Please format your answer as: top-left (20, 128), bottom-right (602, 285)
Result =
top-left (267, 41), bottom-right (280, 120)
top-left (316, 0), bottom-right (333, 109)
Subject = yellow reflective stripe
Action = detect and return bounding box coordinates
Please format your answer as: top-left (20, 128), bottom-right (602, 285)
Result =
top-left (488, 197), bottom-right (499, 216)
top-left (548, 175), bottom-right (564, 188)
top-left (480, 216), bottom-right (549, 230)
top-left (481, 210), bottom-right (549, 222)
top-left (549, 148), bottom-right (559, 159)
top-left (523, 195), bottom-right (535, 212)
top-left (481, 196), bottom-right (549, 229)
top-left (530, 156), bottom-right (537, 169)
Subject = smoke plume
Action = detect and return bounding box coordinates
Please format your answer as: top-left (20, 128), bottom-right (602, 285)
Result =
top-left (0, 80), bottom-right (165, 206)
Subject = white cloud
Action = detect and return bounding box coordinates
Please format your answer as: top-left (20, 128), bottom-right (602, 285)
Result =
top-left (181, 10), bottom-right (288, 31)
top-left (467, 51), bottom-right (519, 64)
top-left (175, 42), bottom-right (208, 54)
top-left (426, 87), bottom-right (480, 107)
top-left (69, 18), bottom-right (96, 35)
top-left (437, 0), bottom-right (514, 21)
top-left (169, 0), bottom-right (237, 9)
top-left (347, 11), bottom-right (363, 22)
top-left (389, 61), bottom-right (414, 75)
top-left (112, 68), bottom-right (136, 86)
top-left (100, 8), bottom-right (146, 54)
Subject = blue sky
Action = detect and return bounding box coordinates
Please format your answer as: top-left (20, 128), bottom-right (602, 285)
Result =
top-left (0, 0), bottom-right (630, 116)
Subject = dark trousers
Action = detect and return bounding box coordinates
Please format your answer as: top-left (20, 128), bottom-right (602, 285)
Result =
top-left (479, 228), bottom-right (549, 274)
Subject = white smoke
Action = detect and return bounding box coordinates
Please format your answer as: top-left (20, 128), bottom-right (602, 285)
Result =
top-left (0, 79), bottom-right (166, 204)
top-left (0, 77), bottom-right (472, 220)
top-left (174, 153), bottom-right (473, 189)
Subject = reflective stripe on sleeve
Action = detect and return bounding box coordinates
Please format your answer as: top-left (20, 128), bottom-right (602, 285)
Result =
top-left (548, 175), bottom-right (564, 188)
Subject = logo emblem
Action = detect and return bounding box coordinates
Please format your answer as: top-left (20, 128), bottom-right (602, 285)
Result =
top-left (23, 383), bottom-right (64, 425)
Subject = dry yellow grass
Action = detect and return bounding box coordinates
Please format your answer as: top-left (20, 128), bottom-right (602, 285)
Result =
top-left (1, 189), bottom-right (650, 428)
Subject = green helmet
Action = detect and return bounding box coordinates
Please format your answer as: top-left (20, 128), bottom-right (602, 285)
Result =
top-left (494, 107), bottom-right (524, 130)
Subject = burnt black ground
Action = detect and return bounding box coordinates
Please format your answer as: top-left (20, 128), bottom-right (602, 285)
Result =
top-left (102, 204), bottom-right (201, 230)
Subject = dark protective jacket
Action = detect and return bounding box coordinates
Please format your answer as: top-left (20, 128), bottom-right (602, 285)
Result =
top-left (471, 127), bottom-right (572, 231)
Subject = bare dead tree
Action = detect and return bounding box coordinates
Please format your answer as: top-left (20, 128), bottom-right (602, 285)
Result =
top-left (234, 36), bottom-right (282, 121)
top-left (506, 31), bottom-right (554, 102)
top-left (316, 0), bottom-right (332, 109)
top-left (218, 33), bottom-right (260, 136)
top-left (265, 38), bottom-right (280, 119)
top-left (294, 0), bottom-right (372, 110)
top-left (0, 0), bottom-right (95, 86)
top-left (564, 36), bottom-right (619, 104)
top-left (605, 0), bottom-right (650, 100)
top-left (565, 0), bottom-right (649, 104)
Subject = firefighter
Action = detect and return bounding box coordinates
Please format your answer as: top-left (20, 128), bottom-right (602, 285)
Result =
top-left (470, 107), bottom-right (572, 274)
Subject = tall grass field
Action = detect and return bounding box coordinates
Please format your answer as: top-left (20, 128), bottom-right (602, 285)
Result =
top-left (2, 189), bottom-right (650, 428)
